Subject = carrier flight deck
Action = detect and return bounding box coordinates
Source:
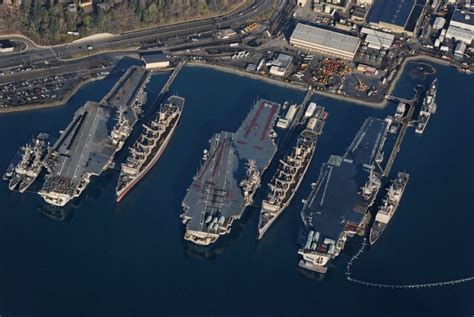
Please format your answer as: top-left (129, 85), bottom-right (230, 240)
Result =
top-left (298, 117), bottom-right (390, 273)
top-left (181, 99), bottom-right (281, 246)
top-left (39, 66), bottom-right (150, 207)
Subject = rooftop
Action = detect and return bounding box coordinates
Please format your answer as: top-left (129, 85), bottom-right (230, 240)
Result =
top-left (141, 53), bottom-right (169, 64)
top-left (368, 0), bottom-right (426, 29)
top-left (361, 27), bottom-right (395, 48)
top-left (451, 9), bottom-right (474, 27)
top-left (290, 23), bottom-right (361, 54)
top-left (271, 53), bottom-right (292, 68)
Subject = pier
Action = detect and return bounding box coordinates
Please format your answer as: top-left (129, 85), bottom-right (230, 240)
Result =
top-left (146, 61), bottom-right (185, 116)
top-left (384, 95), bottom-right (412, 104)
top-left (382, 98), bottom-right (416, 177)
top-left (277, 88), bottom-right (313, 150)
top-left (297, 88), bottom-right (314, 125)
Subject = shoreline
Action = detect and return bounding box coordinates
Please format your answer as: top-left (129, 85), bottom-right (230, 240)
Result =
top-left (187, 62), bottom-right (388, 108)
top-left (0, 76), bottom-right (102, 115)
top-left (386, 54), bottom-right (450, 96)
top-left (189, 53), bottom-right (457, 109)
top-left (0, 54), bottom-right (459, 114)
top-left (187, 62), bottom-right (308, 91)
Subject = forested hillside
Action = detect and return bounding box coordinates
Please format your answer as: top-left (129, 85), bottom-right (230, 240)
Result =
top-left (0, 0), bottom-right (244, 44)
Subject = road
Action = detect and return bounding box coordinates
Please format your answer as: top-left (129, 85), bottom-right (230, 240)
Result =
top-left (0, 0), bottom-right (275, 70)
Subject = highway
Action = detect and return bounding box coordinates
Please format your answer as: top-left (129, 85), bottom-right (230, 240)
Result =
top-left (0, 0), bottom-right (276, 70)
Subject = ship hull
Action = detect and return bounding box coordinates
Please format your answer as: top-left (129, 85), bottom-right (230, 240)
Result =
top-left (415, 113), bottom-right (430, 134)
top-left (116, 110), bottom-right (182, 203)
top-left (18, 172), bottom-right (41, 193)
top-left (257, 145), bottom-right (315, 239)
top-left (369, 173), bottom-right (409, 245)
top-left (369, 221), bottom-right (387, 245)
top-left (9, 173), bottom-right (24, 191)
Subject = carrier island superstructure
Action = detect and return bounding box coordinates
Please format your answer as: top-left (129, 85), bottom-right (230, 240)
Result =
top-left (257, 105), bottom-right (328, 239)
top-left (39, 67), bottom-right (150, 207)
top-left (298, 117), bottom-right (390, 274)
top-left (181, 99), bottom-right (280, 246)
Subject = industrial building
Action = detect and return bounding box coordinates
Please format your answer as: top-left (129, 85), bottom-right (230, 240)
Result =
top-left (368, 0), bottom-right (426, 36)
top-left (360, 27), bottom-right (394, 49)
top-left (290, 23), bottom-right (361, 60)
top-left (443, 9), bottom-right (474, 44)
top-left (141, 53), bottom-right (170, 69)
top-left (313, 0), bottom-right (352, 15)
top-left (445, 25), bottom-right (473, 44)
top-left (269, 53), bottom-right (293, 77)
top-left (454, 41), bottom-right (467, 58)
top-left (450, 9), bottom-right (474, 32)
top-left (0, 40), bottom-right (14, 53)
top-left (432, 17), bottom-right (446, 30)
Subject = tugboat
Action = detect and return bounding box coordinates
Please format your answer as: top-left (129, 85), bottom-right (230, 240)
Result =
top-left (369, 172), bottom-right (410, 245)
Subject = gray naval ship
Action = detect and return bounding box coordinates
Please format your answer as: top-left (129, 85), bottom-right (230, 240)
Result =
top-left (181, 99), bottom-right (281, 246)
top-left (369, 171), bottom-right (410, 245)
top-left (415, 78), bottom-right (437, 134)
top-left (3, 133), bottom-right (49, 193)
top-left (298, 117), bottom-right (390, 273)
top-left (39, 67), bottom-right (150, 207)
top-left (257, 105), bottom-right (328, 239)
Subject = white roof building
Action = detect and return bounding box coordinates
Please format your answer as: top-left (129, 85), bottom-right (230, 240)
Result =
top-left (269, 53), bottom-right (293, 77)
top-left (433, 17), bottom-right (446, 30)
top-left (141, 54), bottom-right (170, 69)
top-left (455, 41), bottom-right (467, 57)
top-left (446, 25), bottom-right (473, 44)
top-left (450, 9), bottom-right (474, 32)
top-left (290, 23), bottom-right (361, 59)
top-left (360, 27), bottom-right (395, 49)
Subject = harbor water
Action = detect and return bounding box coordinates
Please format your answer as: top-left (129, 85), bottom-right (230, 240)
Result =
top-left (0, 62), bottom-right (472, 316)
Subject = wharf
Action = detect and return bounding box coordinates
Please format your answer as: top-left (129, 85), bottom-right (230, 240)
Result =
top-left (146, 61), bottom-right (185, 117)
top-left (382, 94), bottom-right (418, 176)
top-left (383, 102), bottom-right (415, 176)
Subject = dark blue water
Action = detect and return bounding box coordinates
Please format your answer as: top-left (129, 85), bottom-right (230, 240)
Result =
top-left (0, 63), bottom-right (472, 317)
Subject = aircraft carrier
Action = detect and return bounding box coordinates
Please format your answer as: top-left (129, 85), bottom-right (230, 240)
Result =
top-left (297, 117), bottom-right (390, 273)
top-left (181, 99), bottom-right (280, 246)
top-left (39, 66), bottom-right (150, 207)
top-left (257, 105), bottom-right (328, 239)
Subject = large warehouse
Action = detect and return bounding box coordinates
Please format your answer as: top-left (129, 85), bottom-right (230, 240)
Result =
top-left (290, 23), bottom-right (361, 60)
top-left (368, 0), bottom-right (426, 36)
